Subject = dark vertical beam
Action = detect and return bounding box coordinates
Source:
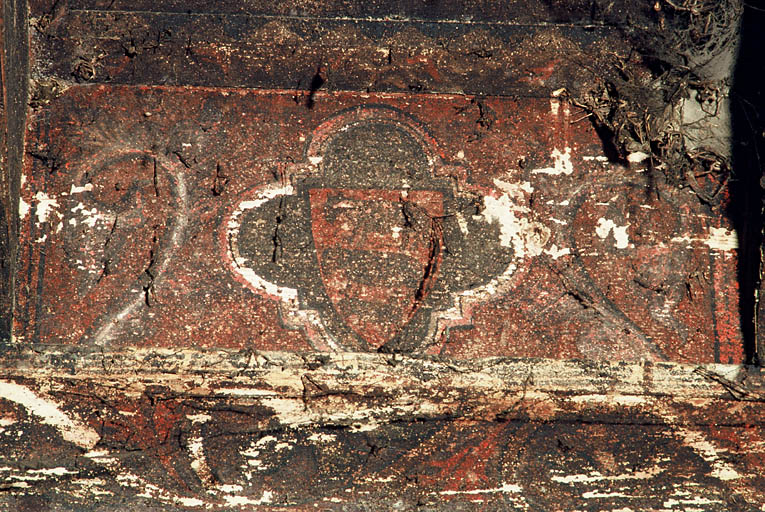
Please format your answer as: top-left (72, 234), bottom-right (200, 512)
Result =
top-left (731, 3), bottom-right (765, 365)
top-left (0, 0), bottom-right (29, 342)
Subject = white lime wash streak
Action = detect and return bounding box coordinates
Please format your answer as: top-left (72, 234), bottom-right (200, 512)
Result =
top-left (672, 227), bottom-right (738, 252)
top-left (224, 490), bottom-right (274, 506)
top-left (595, 218), bottom-right (630, 249)
top-left (552, 465), bottom-right (664, 485)
top-left (439, 483), bottom-right (522, 495)
top-left (0, 381), bottom-right (100, 449)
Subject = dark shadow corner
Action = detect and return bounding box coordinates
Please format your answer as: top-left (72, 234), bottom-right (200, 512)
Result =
top-left (730, 3), bottom-right (765, 365)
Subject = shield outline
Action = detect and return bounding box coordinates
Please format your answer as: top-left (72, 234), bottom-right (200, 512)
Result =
top-left (221, 104), bottom-right (523, 354)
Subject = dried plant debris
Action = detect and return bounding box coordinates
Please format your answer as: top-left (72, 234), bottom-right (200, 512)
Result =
top-left (573, 0), bottom-right (742, 204)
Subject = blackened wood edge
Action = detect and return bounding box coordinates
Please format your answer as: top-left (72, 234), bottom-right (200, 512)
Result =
top-left (1, 0), bottom-right (29, 343)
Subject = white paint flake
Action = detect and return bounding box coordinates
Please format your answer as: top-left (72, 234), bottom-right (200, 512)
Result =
top-left (117, 471), bottom-right (209, 508)
top-left (69, 183), bottom-right (94, 194)
top-left (187, 413), bottom-right (212, 424)
top-left (627, 151), bottom-right (649, 163)
top-left (34, 191), bottom-right (59, 224)
top-left (83, 449), bottom-right (118, 464)
top-left (71, 478), bottom-right (114, 497)
top-left (704, 227), bottom-right (738, 251)
top-left (187, 431), bottom-right (214, 486)
top-left (544, 244), bottom-right (571, 260)
top-left (550, 98), bottom-right (560, 116)
top-left (596, 218), bottom-right (630, 249)
top-left (455, 211), bottom-right (469, 234)
top-left (307, 432), bottom-right (337, 442)
top-left (0, 381), bottom-right (100, 449)
top-left (224, 490), bottom-right (274, 506)
top-left (482, 194), bottom-right (550, 257)
top-left (28, 467), bottom-right (78, 476)
top-left (569, 394), bottom-right (647, 406)
top-left (532, 147), bottom-right (574, 175)
top-left (492, 178), bottom-right (534, 206)
top-left (217, 484), bottom-right (244, 493)
top-left (19, 197), bottom-right (30, 220)
top-left (71, 203), bottom-right (106, 228)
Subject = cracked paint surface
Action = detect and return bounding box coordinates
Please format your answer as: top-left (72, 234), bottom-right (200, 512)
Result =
top-left (14, 86), bottom-right (743, 362)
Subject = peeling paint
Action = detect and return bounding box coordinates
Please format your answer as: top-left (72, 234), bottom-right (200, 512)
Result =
top-left (307, 432), bottom-right (337, 442)
top-left (69, 183), bottom-right (94, 194)
top-left (663, 496), bottom-right (723, 507)
top-left (583, 491), bottom-right (636, 499)
top-left (704, 227), bottom-right (738, 251)
top-left (596, 218), bottom-right (630, 249)
top-left (187, 413), bottom-right (212, 423)
top-left (627, 151), bottom-right (649, 163)
top-left (19, 196), bottom-right (30, 220)
top-left (545, 244), bottom-right (570, 259)
top-left (33, 191), bottom-right (59, 224)
top-left (481, 194), bottom-right (550, 257)
top-left (532, 147), bottom-right (573, 175)
top-left (224, 490), bottom-right (273, 506)
top-left (455, 211), bottom-right (469, 234)
top-left (569, 394), bottom-right (647, 406)
top-left (552, 465), bottom-right (663, 484)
